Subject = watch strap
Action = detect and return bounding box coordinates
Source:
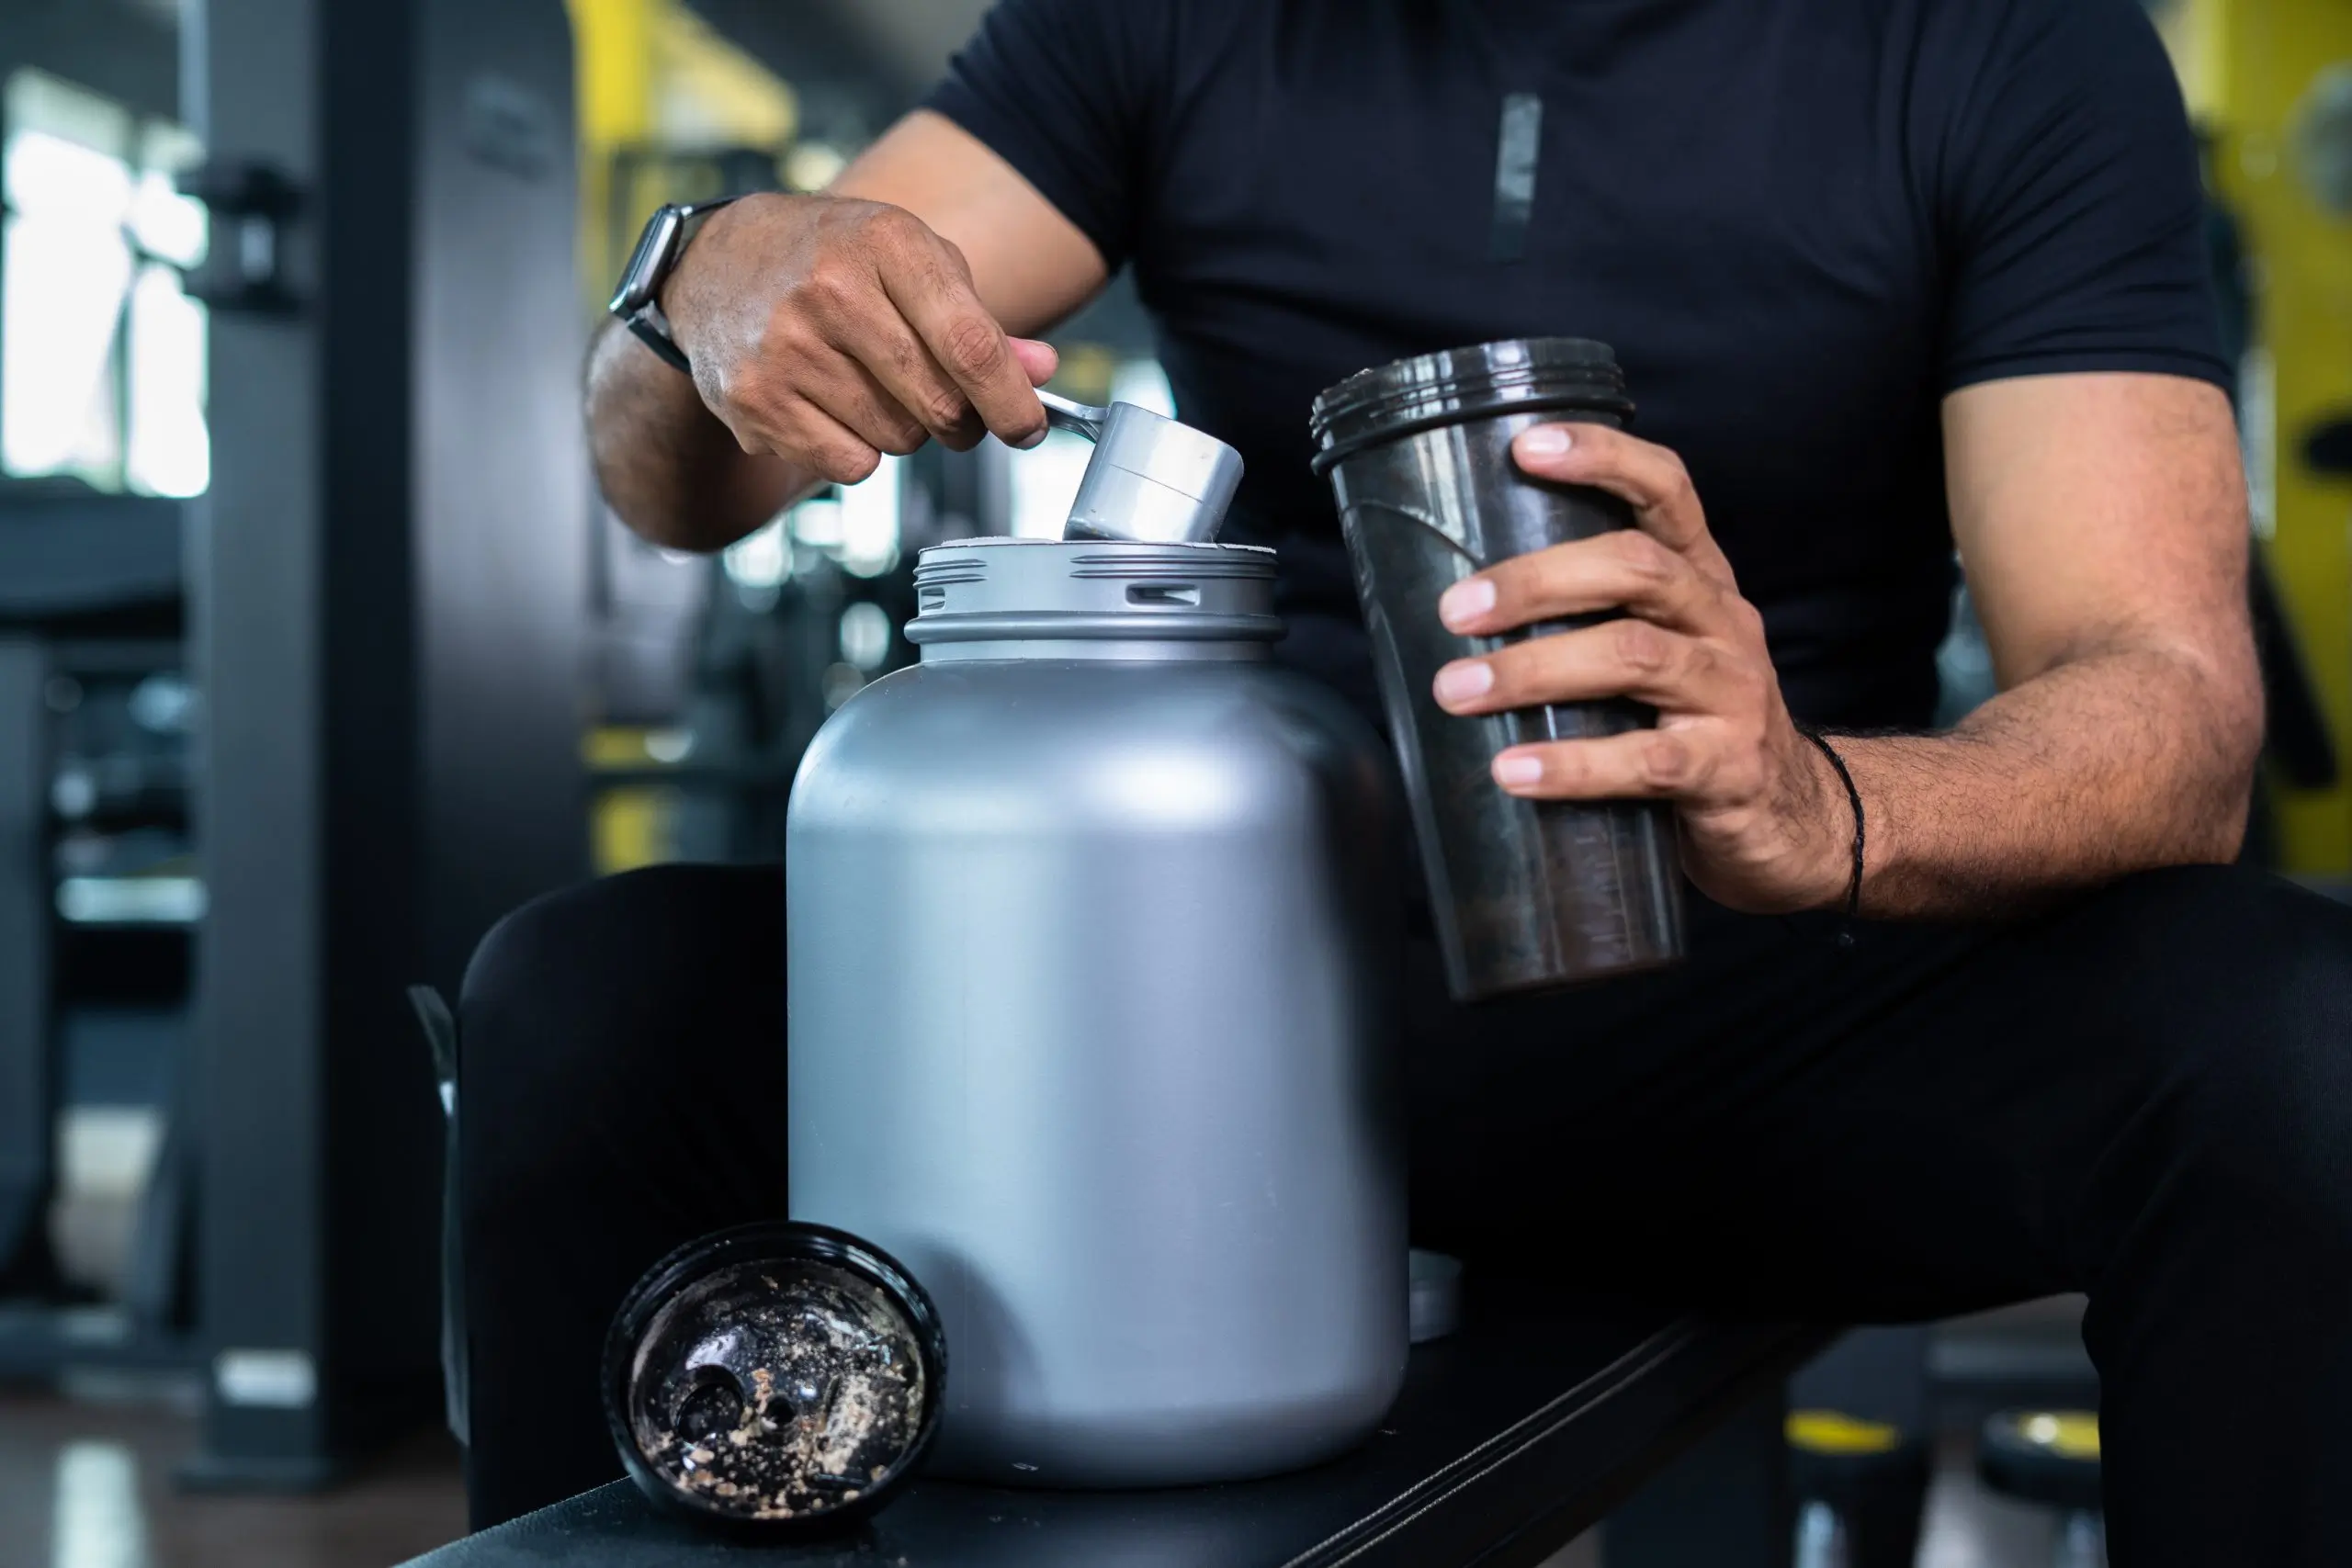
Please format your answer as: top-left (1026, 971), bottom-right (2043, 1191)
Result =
top-left (616, 194), bottom-right (743, 375)
top-left (626, 310), bottom-right (693, 374)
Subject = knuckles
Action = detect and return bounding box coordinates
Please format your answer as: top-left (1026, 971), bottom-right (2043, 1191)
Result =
top-left (743, 305), bottom-right (820, 387)
top-left (1724, 655), bottom-right (1770, 709)
top-left (815, 441), bottom-right (881, 486)
top-left (921, 388), bottom-right (975, 434)
top-left (854, 203), bottom-right (923, 256)
top-left (940, 313), bottom-right (1008, 381)
top-left (715, 358), bottom-right (786, 425)
top-left (1713, 725), bottom-right (1769, 798)
top-left (1611, 619), bottom-right (1675, 677)
top-left (874, 416), bottom-right (929, 457)
top-left (1611, 530), bottom-right (1679, 592)
top-left (1502, 532), bottom-right (1687, 624)
top-left (795, 258), bottom-right (866, 321)
top-left (932, 419), bottom-right (988, 454)
top-left (1661, 453), bottom-right (1698, 502)
top-left (1639, 731), bottom-right (1698, 789)
top-left (1634, 442), bottom-right (1700, 512)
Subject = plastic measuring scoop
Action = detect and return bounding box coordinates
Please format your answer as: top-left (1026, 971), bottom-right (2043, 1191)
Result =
top-left (1036, 389), bottom-right (1244, 545)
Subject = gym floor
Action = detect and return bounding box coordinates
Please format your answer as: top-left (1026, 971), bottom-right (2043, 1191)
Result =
top-left (0, 1386), bottom-right (2073, 1568)
top-left (0, 1385), bottom-right (466, 1568)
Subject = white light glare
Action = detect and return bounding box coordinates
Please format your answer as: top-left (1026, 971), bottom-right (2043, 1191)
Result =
top-left (785, 142), bottom-right (847, 192)
top-left (129, 168), bottom-right (207, 266)
top-left (840, 601), bottom-right (891, 670)
top-left (125, 264), bottom-right (209, 497)
top-left (722, 518), bottom-right (788, 589)
top-left (1109, 357), bottom-right (1176, 417)
top-left (837, 456), bottom-right (901, 577)
top-left (56, 875), bottom-right (207, 925)
top-left (791, 497), bottom-right (844, 549)
top-left (5, 127), bottom-right (130, 220)
top-left (1, 208), bottom-right (132, 478)
top-left (1008, 430), bottom-right (1091, 539)
top-left (52, 1440), bottom-right (147, 1568)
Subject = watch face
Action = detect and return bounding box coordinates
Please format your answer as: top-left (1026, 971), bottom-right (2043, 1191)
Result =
top-left (610, 206), bottom-right (684, 316)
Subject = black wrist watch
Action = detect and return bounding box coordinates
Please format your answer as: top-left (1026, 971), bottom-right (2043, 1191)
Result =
top-left (608, 195), bottom-right (743, 374)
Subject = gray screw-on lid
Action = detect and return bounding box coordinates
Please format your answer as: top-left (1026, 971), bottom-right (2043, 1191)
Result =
top-left (904, 538), bottom-right (1282, 651)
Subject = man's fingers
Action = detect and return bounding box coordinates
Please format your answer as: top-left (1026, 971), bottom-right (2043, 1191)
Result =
top-left (801, 358), bottom-right (942, 458)
top-left (831, 314), bottom-right (987, 451)
top-left (1488, 727), bottom-right (1723, 800)
top-left (1438, 530), bottom-right (1720, 637)
top-left (880, 235), bottom-right (1048, 449)
top-left (1431, 621), bottom-right (1750, 716)
top-left (746, 397), bottom-right (881, 486)
top-left (821, 315), bottom-right (1061, 455)
top-left (1510, 423), bottom-right (1734, 581)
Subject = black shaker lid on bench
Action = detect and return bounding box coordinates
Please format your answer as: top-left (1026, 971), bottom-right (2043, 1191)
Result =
top-left (601, 1221), bottom-right (947, 1538)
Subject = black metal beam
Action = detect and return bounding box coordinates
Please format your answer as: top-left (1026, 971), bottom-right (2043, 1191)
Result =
top-left (188, 0), bottom-right (586, 1485)
top-left (0, 638), bottom-right (51, 1288)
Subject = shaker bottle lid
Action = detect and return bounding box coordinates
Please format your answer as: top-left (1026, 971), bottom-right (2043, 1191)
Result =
top-left (1308, 337), bottom-right (1633, 475)
top-left (602, 1221), bottom-right (946, 1537)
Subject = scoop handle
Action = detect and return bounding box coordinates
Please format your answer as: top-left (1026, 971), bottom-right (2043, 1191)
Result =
top-left (1035, 389), bottom-right (1107, 443)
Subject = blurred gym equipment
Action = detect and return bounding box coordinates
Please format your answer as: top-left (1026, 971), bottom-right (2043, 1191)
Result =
top-left (1977, 1410), bottom-right (2107, 1568)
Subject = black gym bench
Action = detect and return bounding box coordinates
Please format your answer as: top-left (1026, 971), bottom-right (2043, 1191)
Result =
top-left (405, 1283), bottom-right (1828, 1568)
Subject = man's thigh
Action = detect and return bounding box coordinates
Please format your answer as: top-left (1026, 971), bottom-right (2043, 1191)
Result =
top-left (1406, 863), bottom-right (2352, 1321)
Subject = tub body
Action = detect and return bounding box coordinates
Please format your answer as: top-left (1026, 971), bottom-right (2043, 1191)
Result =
top-left (786, 538), bottom-right (1406, 1486)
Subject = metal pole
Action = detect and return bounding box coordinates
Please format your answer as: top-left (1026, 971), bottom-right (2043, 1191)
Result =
top-left (189, 0), bottom-right (584, 1485)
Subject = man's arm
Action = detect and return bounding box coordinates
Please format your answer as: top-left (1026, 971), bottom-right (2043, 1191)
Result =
top-left (586, 109), bottom-right (1109, 551)
top-left (1832, 372), bottom-right (2260, 913)
top-left (1425, 371), bottom-right (2260, 919)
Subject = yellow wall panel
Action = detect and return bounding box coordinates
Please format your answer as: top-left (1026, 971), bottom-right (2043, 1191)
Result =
top-left (2206, 0), bottom-right (2352, 870)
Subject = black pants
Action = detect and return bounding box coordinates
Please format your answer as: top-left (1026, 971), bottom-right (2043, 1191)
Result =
top-left (457, 859), bottom-right (2352, 1561)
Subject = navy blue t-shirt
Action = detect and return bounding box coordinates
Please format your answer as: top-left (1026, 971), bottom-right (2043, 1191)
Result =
top-left (926, 0), bottom-right (2228, 728)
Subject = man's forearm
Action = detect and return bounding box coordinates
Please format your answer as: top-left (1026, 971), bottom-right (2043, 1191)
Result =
top-left (1832, 641), bottom-right (2259, 919)
top-left (585, 321), bottom-right (807, 552)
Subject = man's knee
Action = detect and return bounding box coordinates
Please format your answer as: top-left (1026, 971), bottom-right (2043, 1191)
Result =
top-left (2102, 865), bottom-right (2352, 1234)
top-left (457, 862), bottom-right (788, 1157)
top-left (2112, 864), bottom-right (2352, 1053)
top-left (464, 863), bottom-right (771, 1008)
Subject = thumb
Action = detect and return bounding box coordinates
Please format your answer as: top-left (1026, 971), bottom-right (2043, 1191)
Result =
top-left (1010, 336), bottom-right (1059, 386)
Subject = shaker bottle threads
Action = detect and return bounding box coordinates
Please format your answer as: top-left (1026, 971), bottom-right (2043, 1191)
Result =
top-left (1310, 338), bottom-right (1685, 999)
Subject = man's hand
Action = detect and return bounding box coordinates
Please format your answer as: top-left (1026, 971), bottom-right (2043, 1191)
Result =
top-left (662, 191), bottom-right (1059, 486)
top-left (589, 110), bottom-right (1106, 552)
top-left (1428, 423), bottom-right (1847, 914)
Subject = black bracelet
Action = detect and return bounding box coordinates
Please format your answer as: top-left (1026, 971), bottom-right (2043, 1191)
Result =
top-left (1796, 727), bottom-right (1864, 921)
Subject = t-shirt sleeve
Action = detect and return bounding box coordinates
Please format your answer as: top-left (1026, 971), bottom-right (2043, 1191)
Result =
top-left (1933, 0), bottom-right (2231, 393)
top-left (922, 0), bottom-right (1169, 273)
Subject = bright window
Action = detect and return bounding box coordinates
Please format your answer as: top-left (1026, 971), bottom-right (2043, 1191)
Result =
top-left (1, 69), bottom-right (209, 497)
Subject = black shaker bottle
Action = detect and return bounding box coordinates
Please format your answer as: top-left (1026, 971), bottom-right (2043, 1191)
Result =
top-left (1309, 337), bottom-right (1683, 1000)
